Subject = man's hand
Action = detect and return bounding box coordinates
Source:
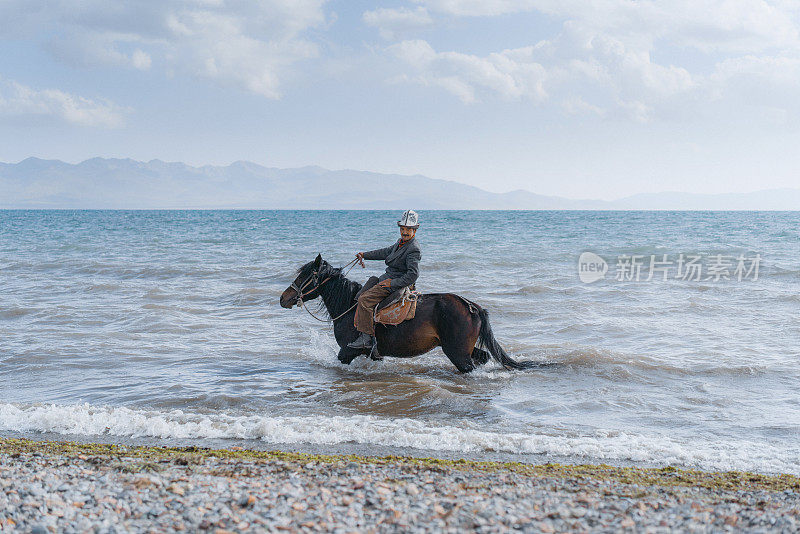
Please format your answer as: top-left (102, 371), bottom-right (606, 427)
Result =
top-left (378, 279), bottom-right (392, 288)
top-left (356, 252), bottom-right (365, 268)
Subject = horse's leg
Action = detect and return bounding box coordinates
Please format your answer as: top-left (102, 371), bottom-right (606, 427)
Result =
top-left (442, 344), bottom-right (475, 373)
top-left (437, 296), bottom-right (482, 373)
top-left (471, 347), bottom-right (491, 366)
top-left (441, 323), bottom-right (477, 372)
top-left (337, 346), bottom-right (360, 365)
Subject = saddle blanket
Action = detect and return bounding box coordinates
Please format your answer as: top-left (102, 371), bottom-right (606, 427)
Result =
top-left (374, 288), bottom-right (420, 325)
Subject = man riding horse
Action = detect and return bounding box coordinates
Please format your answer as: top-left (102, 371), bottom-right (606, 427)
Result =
top-left (347, 209), bottom-right (421, 350)
top-left (280, 212), bottom-right (540, 372)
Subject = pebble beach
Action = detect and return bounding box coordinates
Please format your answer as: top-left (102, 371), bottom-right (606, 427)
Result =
top-left (2, 438), bottom-right (799, 532)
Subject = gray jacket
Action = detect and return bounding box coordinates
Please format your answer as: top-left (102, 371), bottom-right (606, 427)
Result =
top-left (362, 237), bottom-right (421, 290)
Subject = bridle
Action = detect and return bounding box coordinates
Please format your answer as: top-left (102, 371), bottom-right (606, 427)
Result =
top-left (289, 269), bottom-right (322, 300)
top-left (289, 258), bottom-right (360, 322)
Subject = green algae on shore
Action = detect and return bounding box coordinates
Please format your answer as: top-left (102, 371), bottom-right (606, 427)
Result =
top-left (2, 437), bottom-right (798, 493)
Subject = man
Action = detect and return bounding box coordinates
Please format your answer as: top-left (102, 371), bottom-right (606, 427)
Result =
top-left (348, 210), bottom-right (422, 350)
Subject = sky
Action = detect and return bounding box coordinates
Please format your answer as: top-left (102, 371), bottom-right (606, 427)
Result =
top-left (1, 0), bottom-right (800, 200)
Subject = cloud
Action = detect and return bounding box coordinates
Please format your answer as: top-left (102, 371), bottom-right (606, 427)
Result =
top-left (706, 54), bottom-right (800, 114)
top-left (416, 0), bottom-right (800, 55)
top-left (390, 40), bottom-right (547, 104)
top-left (390, 33), bottom-right (691, 119)
top-left (1, 0), bottom-right (328, 98)
top-left (131, 50), bottom-right (152, 71)
top-left (0, 79), bottom-right (127, 127)
top-left (412, 0), bottom-right (538, 17)
top-left (414, 1), bottom-right (800, 57)
top-left (363, 7), bottom-right (433, 40)
top-left (561, 96), bottom-right (605, 117)
top-left (382, 1), bottom-right (800, 122)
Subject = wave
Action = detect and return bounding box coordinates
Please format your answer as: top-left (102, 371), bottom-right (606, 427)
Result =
top-left (141, 303), bottom-right (211, 315)
top-left (301, 330), bottom-right (770, 381)
top-left (0, 402), bottom-right (796, 475)
top-left (86, 283), bottom-right (123, 292)
top-left (769, 267), bottom-right (800, 278)
top-left (65, 261), bottom-right (250, 280)
top-left (488, 285), bottom-right (554, 296)
top-left (0, 306), bottom-right (38, 320)
top-left (527, 346), bottom-right (770, 378)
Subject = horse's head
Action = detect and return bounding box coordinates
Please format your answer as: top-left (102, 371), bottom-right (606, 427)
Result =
top-left (280, 253), bottom-right (329, 308)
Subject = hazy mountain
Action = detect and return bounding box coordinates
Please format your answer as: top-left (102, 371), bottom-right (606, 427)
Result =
top-left (614, 189), bottom-right (800, 210)
top-left (0, 157), bottom-right (797, 210)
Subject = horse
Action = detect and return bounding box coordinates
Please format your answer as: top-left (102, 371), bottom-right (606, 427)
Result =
top-left (279, 254), bottom-right (539, 373)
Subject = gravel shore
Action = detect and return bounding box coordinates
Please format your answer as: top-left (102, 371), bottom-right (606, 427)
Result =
top-left (1, 438), bottom-right (799, 532)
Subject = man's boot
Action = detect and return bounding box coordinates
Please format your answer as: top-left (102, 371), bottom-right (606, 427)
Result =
top-left (347, 332), bottom-right (374, 350)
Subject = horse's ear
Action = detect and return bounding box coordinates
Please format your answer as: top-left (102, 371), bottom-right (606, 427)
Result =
top-left (314, 253), bottom-right (322, 269)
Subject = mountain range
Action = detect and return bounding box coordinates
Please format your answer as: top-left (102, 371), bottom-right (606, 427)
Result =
top-left (1, 157), bottom-right (797, 210)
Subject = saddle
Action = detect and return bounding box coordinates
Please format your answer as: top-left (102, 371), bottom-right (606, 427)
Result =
top-left (356, 276), bottom-right (420, 326)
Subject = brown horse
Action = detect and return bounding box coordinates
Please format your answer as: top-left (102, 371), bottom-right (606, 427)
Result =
top-left (279, 254), bottom-right (539, 373)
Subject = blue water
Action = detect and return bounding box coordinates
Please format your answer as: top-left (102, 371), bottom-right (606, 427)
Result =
top-left (1, 210), bottom-right (799, 473)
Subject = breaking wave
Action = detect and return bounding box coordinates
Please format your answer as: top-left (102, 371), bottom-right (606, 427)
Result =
top-left (1, 402), bottom-right (797, 475)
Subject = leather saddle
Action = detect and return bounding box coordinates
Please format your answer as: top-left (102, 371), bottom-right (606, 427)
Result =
top-left (356, 276), bottom-right (419, 325)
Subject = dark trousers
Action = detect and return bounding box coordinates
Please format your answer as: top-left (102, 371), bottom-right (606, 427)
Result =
top-left (354, 284), bottom-right (392, 335)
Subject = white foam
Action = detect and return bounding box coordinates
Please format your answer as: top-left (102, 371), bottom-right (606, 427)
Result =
top-left (1, 402), bottom-right (797, 475)
top-left (301, 329), bottom-right (513, 380)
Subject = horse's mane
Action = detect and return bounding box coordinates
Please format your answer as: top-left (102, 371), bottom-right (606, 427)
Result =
top-left (296, 259), bottom-right (363, 321)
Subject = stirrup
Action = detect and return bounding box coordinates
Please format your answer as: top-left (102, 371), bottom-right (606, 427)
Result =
top-left (347, 333), bottom-right (373, 350)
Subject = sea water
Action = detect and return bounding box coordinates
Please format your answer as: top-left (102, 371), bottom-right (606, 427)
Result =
top-left (1, 210), bottom-right (798, 474)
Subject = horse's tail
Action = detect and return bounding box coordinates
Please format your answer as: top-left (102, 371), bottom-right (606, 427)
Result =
top-left (477, 307), bottom-right (540, 370)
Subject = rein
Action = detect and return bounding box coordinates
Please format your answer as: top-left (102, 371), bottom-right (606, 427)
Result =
top-left (292, 258), bottom-right (360, 323)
